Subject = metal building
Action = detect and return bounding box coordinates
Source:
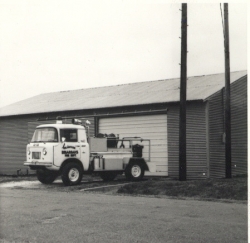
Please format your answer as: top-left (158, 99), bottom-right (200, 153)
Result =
top-left (0, 71), bottom-right (247, 178)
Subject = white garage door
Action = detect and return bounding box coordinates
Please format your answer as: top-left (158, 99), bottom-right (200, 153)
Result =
top-left (99, 114), bottom-right (168, 176)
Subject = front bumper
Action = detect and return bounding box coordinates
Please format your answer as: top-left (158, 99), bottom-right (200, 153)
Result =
top-left (24, 161), bottom-right (53, 167)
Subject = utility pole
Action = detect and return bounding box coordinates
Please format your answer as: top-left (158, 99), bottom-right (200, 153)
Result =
top-left (224, 3), bottom-right (231, 178)
top-left (179, 3), bottom-right (187, 181)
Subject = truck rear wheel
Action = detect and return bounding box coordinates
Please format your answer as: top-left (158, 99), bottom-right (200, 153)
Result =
top-left (99, 172), bottom-right (117, 181)
top-left (61, 162), bottom-right (83, 186)
top-left (125, 161), bottom-right (145, 181)
top-left (37, 169), bottom-right (58, 184)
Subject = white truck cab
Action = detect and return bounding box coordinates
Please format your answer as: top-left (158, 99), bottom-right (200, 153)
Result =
top-left (24, 118), bottom-right (155, 186)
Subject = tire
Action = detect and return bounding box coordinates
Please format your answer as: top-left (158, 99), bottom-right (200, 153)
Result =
top-left (61, 162), bottom-right (83, 186)
top-left (99, 172), bottom-right (117, 181)
top-left (125, 161), bottom-right (145, 181)
top-left (37, 169), bottom-right (58, 184)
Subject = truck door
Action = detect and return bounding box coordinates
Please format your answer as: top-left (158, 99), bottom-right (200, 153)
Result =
top-left (54, 128), bottom-right (81, 167)
top-left (54, 128), bottom-right (89, 170)
top-left (78, 129), bottom-right (90, 170)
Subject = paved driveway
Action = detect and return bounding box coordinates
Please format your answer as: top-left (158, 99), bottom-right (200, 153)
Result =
top-left (0, 181), bottom-right (247, 243)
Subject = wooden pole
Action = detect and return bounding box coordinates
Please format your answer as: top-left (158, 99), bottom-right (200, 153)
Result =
top-left (179, 3), bottom-right (187, 181)
top-left (224, 3), bottom-right (232, 178)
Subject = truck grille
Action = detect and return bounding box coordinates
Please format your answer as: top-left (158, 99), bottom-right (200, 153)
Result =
top-left (32, 152), bottom-right (41, 159)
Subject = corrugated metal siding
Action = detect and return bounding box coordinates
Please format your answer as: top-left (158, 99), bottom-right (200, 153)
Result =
top-left (167, 105), bottom-right (179, 178)
top-left (99, 114), bottom-right (168, 176)
top-left (208, 76), bottom-right (247, 178)
top-left (231, 76), bottom-right (247, 175)
top-left (168, 102), bottom-right (207, 179)
top-left (208, 90), bottom-right (225, 178)
top-left (0, 117), bottom-right (29, 175)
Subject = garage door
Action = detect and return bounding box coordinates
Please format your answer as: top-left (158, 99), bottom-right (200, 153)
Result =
top-left (99, 114), bottom-right (168, 176)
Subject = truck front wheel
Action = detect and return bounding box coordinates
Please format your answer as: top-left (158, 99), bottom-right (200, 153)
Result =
top-left (99, 172), bottom-right (117, 181)
top-left (61, 162), bottom-right (83, 186)
top-left (37, 169), bottom-right (58, 184)
top-left (125, 162), bottom-right (145, 181)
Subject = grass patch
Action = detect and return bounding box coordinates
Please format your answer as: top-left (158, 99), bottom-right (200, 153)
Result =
top-left (117, 176), bottom-right (247, 201)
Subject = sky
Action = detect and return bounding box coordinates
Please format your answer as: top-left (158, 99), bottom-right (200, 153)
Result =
top-left (0, 0), bottom-right (248, 108)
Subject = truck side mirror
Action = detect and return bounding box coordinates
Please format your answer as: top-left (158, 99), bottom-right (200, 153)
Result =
top-left (85, 120), bottom-right (91, 125)
top-left (62, 137), bottom-right (66, 142)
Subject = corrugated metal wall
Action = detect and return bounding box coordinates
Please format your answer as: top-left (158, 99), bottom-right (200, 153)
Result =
top-left (167, 102), bottom-right (208, 179)
top-left (0, 115), bottom-right (95, 175)
top-left (231, 76), bottom-right (247, 176)
top-left (0, 117), bottom-right (30, 175)
top-left (208, 90), bottom-right (225, 178)
top-left (208, 76), bottom-right (247, 178)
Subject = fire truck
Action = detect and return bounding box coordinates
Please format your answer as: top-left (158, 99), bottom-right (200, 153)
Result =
top-left (24, 118), bottom-right (156, 186)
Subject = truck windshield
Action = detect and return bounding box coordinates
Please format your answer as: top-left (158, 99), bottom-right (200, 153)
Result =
top-left (31, 128), bottom-right (58, 143)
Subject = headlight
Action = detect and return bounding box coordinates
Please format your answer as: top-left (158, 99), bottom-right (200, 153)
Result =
top-left (27, 149), bottom-right (31, 155)
top-left (43, 148), bottom-right (47, 155)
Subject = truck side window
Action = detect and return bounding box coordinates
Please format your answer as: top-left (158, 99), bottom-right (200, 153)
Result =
top-left (60, 129), bottom-right (77, 142)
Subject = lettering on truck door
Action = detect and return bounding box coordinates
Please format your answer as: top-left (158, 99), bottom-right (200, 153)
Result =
top-left (54, 128), bottom-right (81, 167)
